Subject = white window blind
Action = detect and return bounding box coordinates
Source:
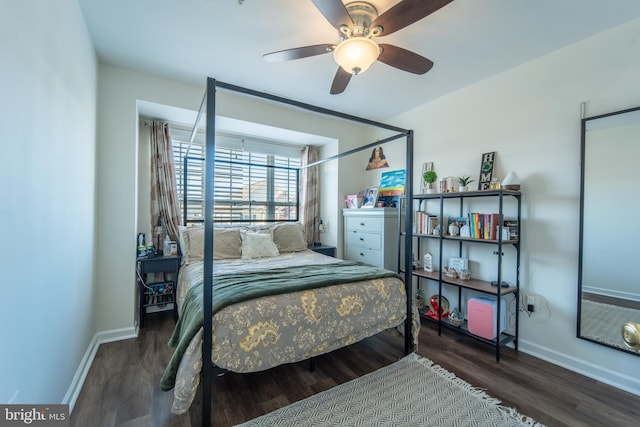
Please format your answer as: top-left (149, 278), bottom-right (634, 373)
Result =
top-left (171, 127), bottom-right (301, 223)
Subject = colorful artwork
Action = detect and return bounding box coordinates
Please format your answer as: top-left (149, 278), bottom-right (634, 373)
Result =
top-left (379, 169), bottom-right (406, 196)
top-left (366, 146), bottom-right (390, 170)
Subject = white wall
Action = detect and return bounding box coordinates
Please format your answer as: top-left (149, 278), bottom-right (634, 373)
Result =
top-left (0, 0), bottom-right (98, 405)
top-left (383, 17), bottom-right (640, 393)
top-left (95, 67), bottom-right (373, 332)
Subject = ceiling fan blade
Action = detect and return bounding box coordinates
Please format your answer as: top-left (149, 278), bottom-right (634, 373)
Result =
top-left (311, 0), bottom-right (353, 30)
top-left (263, 44), bottom-right (335, 62)
top-left (372, 0), bottom-right (453, 37)
top-left (378, 44), bottom-right (434, 74)
top-left (330, 67), bottom-right (352, 95)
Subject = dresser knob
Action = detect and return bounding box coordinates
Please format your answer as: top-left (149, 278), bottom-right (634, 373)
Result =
top-left (360, 223), bottom-right (365, 226)
top-left (359, 238), bottom-right (364, 241)
top-left (360, 253), bottom-right (364, 257)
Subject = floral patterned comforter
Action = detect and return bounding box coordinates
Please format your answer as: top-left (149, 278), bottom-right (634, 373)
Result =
top-left (166, 250), bottom-right (415, 414)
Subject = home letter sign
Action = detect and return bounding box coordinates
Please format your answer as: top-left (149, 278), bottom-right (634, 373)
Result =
top-left (477, 151), bottom-right (496, 190)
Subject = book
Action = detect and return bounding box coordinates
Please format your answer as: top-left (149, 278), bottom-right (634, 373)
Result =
top-left (504, 219), bottom-right (519, 240)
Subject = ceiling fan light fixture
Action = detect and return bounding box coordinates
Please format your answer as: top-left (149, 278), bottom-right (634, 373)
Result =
top-left (333, 37), bottom-right (380, 75)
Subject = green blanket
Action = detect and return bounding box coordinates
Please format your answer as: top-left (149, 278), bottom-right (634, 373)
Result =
top-left (160, 261), bottom-right (402, 391)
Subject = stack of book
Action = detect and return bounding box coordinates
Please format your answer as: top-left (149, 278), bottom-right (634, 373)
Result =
top-left (503, 219), bottom-right (519, 240)
top-left (414, 211), bottom-right (439, 235)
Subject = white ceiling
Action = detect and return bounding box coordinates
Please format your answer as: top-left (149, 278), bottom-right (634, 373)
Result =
top-left (79, 0), bottom-right (640, 121)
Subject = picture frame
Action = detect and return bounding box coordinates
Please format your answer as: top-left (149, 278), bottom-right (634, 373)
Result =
top-left (361, 186), bottom-right (379, 208)
top-left (345, 194), bottom-right (360, 209)
top-left (448, 257), bottom-right (469, 273)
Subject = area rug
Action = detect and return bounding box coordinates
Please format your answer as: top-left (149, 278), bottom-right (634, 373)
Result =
top-left (581, 299), bottom-right (640, 350)
top-left (236, 353), bottom-right (543, 426)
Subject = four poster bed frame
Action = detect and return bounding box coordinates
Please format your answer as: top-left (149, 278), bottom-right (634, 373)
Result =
top-left (188, 77), bottom-right (415, 426)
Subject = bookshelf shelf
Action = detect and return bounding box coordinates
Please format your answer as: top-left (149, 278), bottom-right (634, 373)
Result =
top-left (411, 268), bottom-right (518, 295)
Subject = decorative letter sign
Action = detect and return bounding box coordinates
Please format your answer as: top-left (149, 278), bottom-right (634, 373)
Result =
top-left (478, 151), bottom-right (496, 190)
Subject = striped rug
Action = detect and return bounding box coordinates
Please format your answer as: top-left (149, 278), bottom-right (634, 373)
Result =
top-left (237, 353), bottom-right (543, 426)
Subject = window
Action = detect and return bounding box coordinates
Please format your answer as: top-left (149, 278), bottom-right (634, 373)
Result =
top-left (171, 127), bottom-right (301, 224)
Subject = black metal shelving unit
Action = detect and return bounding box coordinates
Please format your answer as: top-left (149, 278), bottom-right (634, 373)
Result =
top-left (401, 189), bottom-right (521, 361)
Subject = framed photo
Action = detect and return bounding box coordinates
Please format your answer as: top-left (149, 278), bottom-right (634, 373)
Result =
top-left (345, 194), bottom-right (360, 209)
top-left (448, 257), bottom-right (468, 273)
top-left (362, 186), bottom-right (379, 208)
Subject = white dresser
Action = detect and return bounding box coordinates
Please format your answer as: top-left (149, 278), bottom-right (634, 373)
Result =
top-left (343, 208), bottom-right (399, 271)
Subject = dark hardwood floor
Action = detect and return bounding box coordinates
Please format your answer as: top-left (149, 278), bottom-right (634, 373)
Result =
top-left (70, 311), bottom-right (640, 427)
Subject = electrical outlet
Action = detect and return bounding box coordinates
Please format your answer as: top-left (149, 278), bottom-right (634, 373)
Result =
top-left (527, 295), bottom-right (535, 313)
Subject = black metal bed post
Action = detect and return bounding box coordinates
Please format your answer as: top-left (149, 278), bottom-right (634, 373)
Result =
top-left (404, 131), bottom-right (414, 355)
top-left (201, 77), bottom-right (216, 427)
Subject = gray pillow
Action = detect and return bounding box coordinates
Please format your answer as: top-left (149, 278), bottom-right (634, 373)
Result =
top-left (272, 223), bottom-right (307, 252)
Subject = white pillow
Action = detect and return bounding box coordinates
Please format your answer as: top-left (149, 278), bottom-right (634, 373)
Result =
top-left (241, 231), bottom-right (280, 259)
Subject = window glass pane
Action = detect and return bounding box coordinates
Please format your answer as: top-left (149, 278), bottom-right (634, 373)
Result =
top-left (171, 128), bottom-right (300, 224)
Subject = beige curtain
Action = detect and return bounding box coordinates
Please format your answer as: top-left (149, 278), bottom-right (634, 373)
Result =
top-left (150, 121), bottom-right (181, 249)
top-left (300, 146), bottom-right (319, 245)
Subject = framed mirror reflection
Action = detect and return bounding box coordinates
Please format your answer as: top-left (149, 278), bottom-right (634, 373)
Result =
top-left (578, 105), bottom-right (640, 355)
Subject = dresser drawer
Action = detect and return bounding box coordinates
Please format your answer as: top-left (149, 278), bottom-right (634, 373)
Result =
top-left (346, 230), bottom-right (382, 249)
top-left (345, 245), bottom-right (382, 267)
top-left (346, 216), bottom-right (382, 233)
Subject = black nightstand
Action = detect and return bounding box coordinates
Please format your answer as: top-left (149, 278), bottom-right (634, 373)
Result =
top-left (309, 244), bottom-right (337, 257)
top-left (137, 255), bottom-right (180, 328)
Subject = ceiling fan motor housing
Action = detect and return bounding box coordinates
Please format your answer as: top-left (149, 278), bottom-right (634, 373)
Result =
top-left (342, 1), bottom-right (379, 39)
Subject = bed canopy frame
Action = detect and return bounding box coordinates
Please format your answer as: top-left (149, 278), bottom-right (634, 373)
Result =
top-left (189, 77), bottom-right (415, 426)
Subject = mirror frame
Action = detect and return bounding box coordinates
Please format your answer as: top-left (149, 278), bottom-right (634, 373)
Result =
top-left (577, 105), bottom-right (640, 355)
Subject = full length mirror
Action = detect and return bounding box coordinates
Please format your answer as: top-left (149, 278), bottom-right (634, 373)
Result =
top-left (578, 105), bottom-right (640, 355)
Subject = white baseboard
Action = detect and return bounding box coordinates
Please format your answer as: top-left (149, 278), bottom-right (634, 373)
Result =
top-left (582, 286), bottom-right (640, 302)
top-left (63, 326), bottom-right (138, 412)
top-left (518, 339), bottom-right (640, 396)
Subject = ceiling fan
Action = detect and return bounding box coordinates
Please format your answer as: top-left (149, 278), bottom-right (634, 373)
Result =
top-left (263, 0), bottom-right (453, 94)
